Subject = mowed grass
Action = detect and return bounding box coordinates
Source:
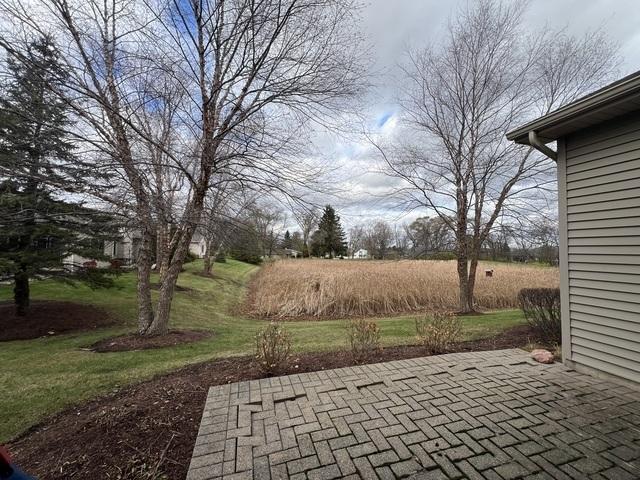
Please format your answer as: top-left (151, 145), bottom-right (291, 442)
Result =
top-left (0, 259), bottom-right (526, 442)
top-left (249, 259), bottom-right (559, 318)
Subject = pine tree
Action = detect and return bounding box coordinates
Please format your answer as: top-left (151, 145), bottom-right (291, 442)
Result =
top-left (281, 230), bottom-right (293, 249)
top-left (0, 37), bottom-right (114, 316)
top-left (315, 205), bottom-right (347, 258)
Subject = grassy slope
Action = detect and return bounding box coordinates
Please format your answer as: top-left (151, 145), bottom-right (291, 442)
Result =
top-left (0, 260), bottom-right (525, 442)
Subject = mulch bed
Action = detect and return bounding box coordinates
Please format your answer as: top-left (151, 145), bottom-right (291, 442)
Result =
top-left (0, 301), bottom-right (117, 342)
top-left (8, 325), bottom-right (543, 480)
top-left (90, 329), bottom-right (213, 352)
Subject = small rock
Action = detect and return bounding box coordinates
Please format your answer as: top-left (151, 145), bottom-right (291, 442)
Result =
top-left (531, 349), bottom-right (554, 364)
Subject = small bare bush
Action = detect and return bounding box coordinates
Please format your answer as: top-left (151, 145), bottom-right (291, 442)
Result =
top-left (255, 322), bottom-right (292, 374)
top-left (518, 288), bottom-right (561, 344)
top-left (415, 313), bottom-right (462, 354)
top-left (346, 319), bottom-right (381, 361)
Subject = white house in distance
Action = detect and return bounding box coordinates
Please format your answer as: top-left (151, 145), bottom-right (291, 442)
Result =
top-left (103, 230), bottom-right (209, 263)
top-left (282, 248), bottom-right (301, 258)
top-left (352, 249), bottom-right (369, 259)
top-left (104, 230), bottom-right (142, 264)
top-left (507, 70), bottom-right (640, 386)
top-left (189, 232), bottom-right (207, 259)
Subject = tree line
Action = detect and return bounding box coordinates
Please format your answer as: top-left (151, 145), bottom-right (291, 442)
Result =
top-left (0, 0), bottom-right (365, 334)
top-left (0, 0), bottom-right (619, 329)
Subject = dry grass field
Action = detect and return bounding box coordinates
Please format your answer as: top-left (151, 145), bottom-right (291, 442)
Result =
top-left (249, 259), bottom-right (559, 318)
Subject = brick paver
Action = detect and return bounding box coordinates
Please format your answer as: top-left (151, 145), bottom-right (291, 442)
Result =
top-left (187, 349), bottom-right (640, 479)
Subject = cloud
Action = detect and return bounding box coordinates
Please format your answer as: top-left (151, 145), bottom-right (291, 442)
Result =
top-left (321, 0), bottom-right (640, 231)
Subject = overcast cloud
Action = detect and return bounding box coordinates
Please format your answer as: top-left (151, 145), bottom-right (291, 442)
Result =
top-left (321, 0), bottom-right (640, 231)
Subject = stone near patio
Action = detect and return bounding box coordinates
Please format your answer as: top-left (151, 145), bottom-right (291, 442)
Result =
top-left (531, 348), bottom-right (555, 364)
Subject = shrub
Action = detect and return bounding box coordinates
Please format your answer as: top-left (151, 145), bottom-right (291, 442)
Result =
top-left (518, 288), bottom-right (561, 343)
top-left (231, 249), bottom-right (262, 265)
top-left (346, 319), bottom-right (381, 361)
top-left (109, 258), bottom-right (123, 270)
top-left (427, 251), bottom-right (456, 261)
top-left (415, 312), bottom-right (462, 354)
top-left (255, 322), bottom-right (292, 374)
top-left (183, 250), bottom-right (197, 264)
top-left (215, 251), bottom-right (226, 263)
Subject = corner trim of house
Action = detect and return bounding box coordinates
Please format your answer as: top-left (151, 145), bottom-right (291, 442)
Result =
top-left (556, 138), bottom-right (572, 364)
top-left (564, 359), bottom-right (640, 391)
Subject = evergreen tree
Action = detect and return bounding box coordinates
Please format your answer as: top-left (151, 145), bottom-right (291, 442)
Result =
top-left (314, 205), bottom-right (347, 258)
top-left (228, 225), bottom-right (263, 265)
top-left (0, 37), bottom-right (114, 315)
top-left (281, 230), bottom-right (292, 249)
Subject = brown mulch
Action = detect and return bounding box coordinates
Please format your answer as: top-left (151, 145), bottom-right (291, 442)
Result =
top-left (8, 325), bottom-right (543, 480)
top-left (90, 329), bottom-right (213, 352)
top-left (0, 301), bottom-right (117, 342)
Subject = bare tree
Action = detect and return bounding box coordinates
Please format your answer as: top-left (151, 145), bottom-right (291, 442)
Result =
top-left (132, 77), bottom-right (189, 280)
top-left (392, 223), bottom-right (408, 258)
top-left (199, 179), bottom-right (244, 275)
top-left (483, 224), bottom-right (512, 262)
top-left (292, 206), bottom-right (319, 256)
top-left (1, 0), bottom-right (365, 334)
top-left (364, 221), bottom-right (393, 259)
top-left (529, 218), bottom-right (559, 265)
top-left (348, 224), bottom-right (366, 257)
top-left (405, 217), bottom-right (453, 258)
top-left (250, 203), bottom-right (286, 258)
top-left (376, 0), bottom-right (619, 312)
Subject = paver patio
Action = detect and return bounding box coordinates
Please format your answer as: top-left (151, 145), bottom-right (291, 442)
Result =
top-left (187, 349), bottom-right (640, 480)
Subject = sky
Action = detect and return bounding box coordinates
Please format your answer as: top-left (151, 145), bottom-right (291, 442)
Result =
top-left (322, 0), bottom-right (640, 231)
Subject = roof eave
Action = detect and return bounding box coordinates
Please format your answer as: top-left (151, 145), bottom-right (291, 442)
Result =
top-left (506, 70), bottom-right (640, 145)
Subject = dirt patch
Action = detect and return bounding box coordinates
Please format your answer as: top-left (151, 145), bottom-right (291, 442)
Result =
top-left (0, 301), bottom-right (117, 342)
top-left (8, 325), bottom-right (544, 480)
top-left (90, 329), bottom-right (212, 352)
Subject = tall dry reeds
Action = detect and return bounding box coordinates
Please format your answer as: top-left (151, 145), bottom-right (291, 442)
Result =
top-left (248, 260), bottom-right (559, 318)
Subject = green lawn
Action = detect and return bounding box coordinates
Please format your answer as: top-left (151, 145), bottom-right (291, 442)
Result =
top-left (0, 260), bottom-right (525, 442)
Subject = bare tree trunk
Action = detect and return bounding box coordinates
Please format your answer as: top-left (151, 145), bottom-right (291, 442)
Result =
top-left (156, 224), bottom-right (169, 277)
top-left (147, 192), bottom-right (206, 334)
top-left (14, 268), bottom-right (29, 316)
top-left (203, 240), bottom-right (213, 275)
top-left (456, 252), bottom-right (473, 314)
top-left (147, 226), bottom-right (195, 335)
top-left (466, 255), bottom-right (479, 313)
top-left (137, 227), bottom-right (155, 333)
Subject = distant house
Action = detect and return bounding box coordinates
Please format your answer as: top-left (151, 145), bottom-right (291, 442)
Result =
top-left (353, 249), bottom-right (369, 259)
top-left (282, 248), bottom-right (301, 258)
top-left (63, 253), bottom-right (110, 270)
top-left (104, 229), bottom-right (210, 263)
top-left (104, 230), bottom-right (142, 265)
top-left (189, 232), bottom-right (207, 258)
top-left (507, 70), bottom-right (640, 385)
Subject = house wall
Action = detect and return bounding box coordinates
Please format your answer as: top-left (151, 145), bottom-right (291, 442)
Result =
top-left (558, 110), bottom-right (640, 384)
top-left (189, 240), bottom-right (206, 258)
top-left (104, 232), bottom-right (139, 263)
top-left (64, 254), bottom-right (110, 270)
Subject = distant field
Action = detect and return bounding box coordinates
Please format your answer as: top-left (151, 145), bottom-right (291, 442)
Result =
top-left (249, 259), bottom-right (559, 318)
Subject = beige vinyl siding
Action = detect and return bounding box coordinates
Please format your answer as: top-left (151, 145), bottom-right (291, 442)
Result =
top-left (562, 111), bottom-right (640, 384)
